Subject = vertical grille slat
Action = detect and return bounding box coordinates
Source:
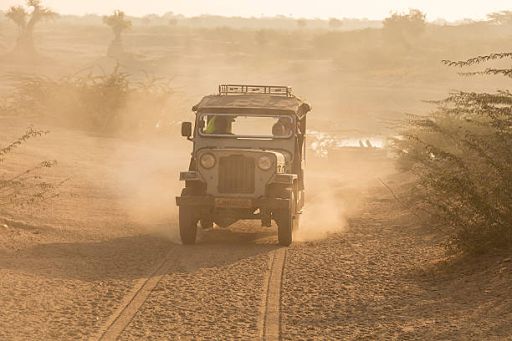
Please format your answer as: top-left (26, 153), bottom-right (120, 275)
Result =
top-left (218, 156), bottom-right (255, 194)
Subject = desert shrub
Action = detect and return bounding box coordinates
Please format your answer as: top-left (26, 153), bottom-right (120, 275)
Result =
top-left (0, 127), bottom-right (63, 209)
top-left (391, 53), bottom-right (512, 254)
top-left (2, 64), bottom-right (175, 134)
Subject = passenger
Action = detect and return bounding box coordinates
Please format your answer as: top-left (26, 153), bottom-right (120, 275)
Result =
top-left (272, 117), bottom-right (292, 136)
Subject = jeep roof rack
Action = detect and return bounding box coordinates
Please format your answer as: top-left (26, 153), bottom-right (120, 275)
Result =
top-left (219, 84), bottom-right (292, 97)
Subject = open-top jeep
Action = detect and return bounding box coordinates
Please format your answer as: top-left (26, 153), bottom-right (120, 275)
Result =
top-left (176, 84), bottom-right (311, 245)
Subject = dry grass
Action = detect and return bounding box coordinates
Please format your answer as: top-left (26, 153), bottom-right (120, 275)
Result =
top-left (1, 63), bottom-right (176, 135)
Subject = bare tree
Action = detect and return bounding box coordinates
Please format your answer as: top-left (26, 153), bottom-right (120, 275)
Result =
top-left (103, 10), bottom-right (132, 56)
top-left (5, 0), bottom-right (58, 56)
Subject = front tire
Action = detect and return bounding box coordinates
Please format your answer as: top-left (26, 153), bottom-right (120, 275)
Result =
top-left (276, 189), bottom-right (299, 246)
top-left (179, 205), bottom-right (198, 245)
top-left (179, 188), bottom-right (199, 245)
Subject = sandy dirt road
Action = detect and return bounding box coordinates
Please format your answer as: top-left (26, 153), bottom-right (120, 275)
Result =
top-left (1, 119), bottom-right (511, 340)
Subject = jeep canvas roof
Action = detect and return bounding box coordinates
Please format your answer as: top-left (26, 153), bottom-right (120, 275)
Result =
top-left (192, 84), bottom-right (312, 118)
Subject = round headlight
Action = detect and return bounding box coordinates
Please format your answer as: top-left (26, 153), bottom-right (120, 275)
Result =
top-left (200, 153), bottom-right (216, 169)
top-left (258, 156), bottom-right (273, 170)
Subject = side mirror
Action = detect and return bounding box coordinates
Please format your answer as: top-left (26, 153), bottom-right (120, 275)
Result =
top-left (181, 122), bottom-right (192, 138)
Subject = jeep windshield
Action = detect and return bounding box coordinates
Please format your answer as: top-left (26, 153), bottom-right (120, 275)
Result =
top-left (198, 113), bottom-right (293, 139)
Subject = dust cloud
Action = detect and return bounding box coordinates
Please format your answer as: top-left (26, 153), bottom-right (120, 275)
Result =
top-left (295, 187), bottom-right (348, 242)
top-left (100, 137), bottom-right (188, 244)
top-left (2, 8), bottom-right (503, 246)
top-left (100, 131), bottom-right (393, 244)
top-left (295, 149), bottom-right (394, 242)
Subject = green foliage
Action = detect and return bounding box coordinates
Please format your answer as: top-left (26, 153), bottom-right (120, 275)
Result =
top-left (1, 64), bottom-right (175, 134)
top-left (391, 53), bottom-right (512, 254)
top-left (0, 127), bottom-right (63, 209)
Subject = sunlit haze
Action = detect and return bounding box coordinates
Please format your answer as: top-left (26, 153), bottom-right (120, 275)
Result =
top-left (1, 0), bottom-right (511, 20)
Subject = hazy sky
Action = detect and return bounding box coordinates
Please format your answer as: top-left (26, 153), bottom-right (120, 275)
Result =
top-left (1, 0), bottom-right (510, 21)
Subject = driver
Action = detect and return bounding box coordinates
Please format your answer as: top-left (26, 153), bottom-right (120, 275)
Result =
top-left (205, 116), bottom-right (233, 134)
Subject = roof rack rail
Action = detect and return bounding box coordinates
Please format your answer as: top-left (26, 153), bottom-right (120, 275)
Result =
top-left (219, 84), bottom-right (292, 97)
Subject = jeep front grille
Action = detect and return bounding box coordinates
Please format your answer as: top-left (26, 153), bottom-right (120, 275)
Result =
top-left (218, 155), bottom-right (255, 194)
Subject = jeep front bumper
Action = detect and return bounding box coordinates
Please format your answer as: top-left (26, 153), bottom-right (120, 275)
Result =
top-left (176, 196), bottom-right (291, 209)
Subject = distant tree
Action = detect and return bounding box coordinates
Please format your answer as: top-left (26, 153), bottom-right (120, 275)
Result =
top-left (81, 13), bottom-right (102, 25)
top-left (297, 18), bottom-right (307, 29)
top-left (328, 18), bottom-right (342, 30)
top-left (459, 18), bottom-right (475, 25)
top-left (383, 9), bottom-right (426, 44)
top-left (103, 10), bottom-right (131, 56)
top-left (5, 0), bottom-right (58, 56)
top-left (168, 18), bottom-right (178, 26)
top-left (162, 11), bottom-right (175, 20)
top-left (190, 16), bottom-right (202, 27)
top-left (431, 18), bottom-right (448, 26)
top-left (142, 14), bottom-right (160, 26)
top-left (487, 10), bottom-right (512, 25)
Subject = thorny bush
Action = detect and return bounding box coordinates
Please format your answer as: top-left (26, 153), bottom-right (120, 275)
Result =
top-left (0, 127), bottom-right (64, 209)
top-left (391, 53), bottom-right (512, 254)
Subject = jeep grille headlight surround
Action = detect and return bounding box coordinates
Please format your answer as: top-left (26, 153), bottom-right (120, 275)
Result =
top-left (200, 153), bottom-right (216, 169)
top-left (258, 156), bottom-right (273, 171)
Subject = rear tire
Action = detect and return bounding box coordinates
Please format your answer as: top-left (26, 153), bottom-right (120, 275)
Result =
top-left (200, 218), bottom-right (213, 230)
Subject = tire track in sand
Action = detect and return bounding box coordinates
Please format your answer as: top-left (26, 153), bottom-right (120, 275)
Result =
top-left (261, 247), bottom-right (287, 341)
top-left (94, 248), bottom-right (177, 341)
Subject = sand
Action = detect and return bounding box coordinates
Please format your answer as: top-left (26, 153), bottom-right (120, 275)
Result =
top-left (0, 118), bottom-right (511, 340)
